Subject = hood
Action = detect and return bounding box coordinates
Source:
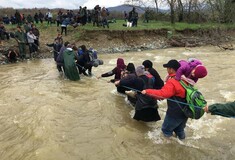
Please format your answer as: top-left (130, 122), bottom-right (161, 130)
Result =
top-left (65, 48), bottom-right (73, 55)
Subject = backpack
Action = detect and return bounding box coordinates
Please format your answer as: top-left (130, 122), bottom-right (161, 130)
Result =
top-left (145, 72), bottom-right (155, 88)
top-left (142, 74), bottom-right (154, 90)
top-left (88, 50), bottom-right (95, 62)
top-left (180, 80), bottom-right (207, 119)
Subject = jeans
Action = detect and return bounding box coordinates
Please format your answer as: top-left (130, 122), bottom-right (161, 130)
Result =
top-left (61, 26), bottom-right (67, 36)
top-left (162, 114), bottom-right (188, 139)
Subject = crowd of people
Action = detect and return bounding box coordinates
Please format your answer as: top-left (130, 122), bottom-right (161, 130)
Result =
top-left (1, 5), bottom-right (112, 29)
top-left (1, 6), bottom-right (234, 141)
top-left (100, 57), bottom-right (233, 139)
top-left (0, 4), bottom-right (115, 63)
top-left (97, 58), bottom-right (208, 140)
top-left (46, 34), bottom-right (103, 81)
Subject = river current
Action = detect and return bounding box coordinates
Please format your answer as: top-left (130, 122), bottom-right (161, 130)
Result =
top-left (0, 46), bottom-right (235, 160)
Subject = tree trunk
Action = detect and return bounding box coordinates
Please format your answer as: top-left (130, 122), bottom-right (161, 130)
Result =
top-left (169, 0), bottom-right (175, 24)
top-left (154, 0), bottom-right (159, 13)
top-left (178, 0), bottom-right (184, 22)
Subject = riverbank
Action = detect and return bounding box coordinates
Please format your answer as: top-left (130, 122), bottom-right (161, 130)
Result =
top-left (70, 28), bottom-right (235, 53)
top-left (0, 26), bottom-right (235, 62)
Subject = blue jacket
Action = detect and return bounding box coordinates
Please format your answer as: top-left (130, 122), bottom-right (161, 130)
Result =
top-left (61, 18), bottom-right (70, 27)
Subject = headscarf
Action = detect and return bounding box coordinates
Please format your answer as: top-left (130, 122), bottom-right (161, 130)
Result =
top-left (126, 63), bottom-right (135, 74)
top-left (115, 58), bottom-right (126, 80)
top-left (116, 58), bottom-right (126, 71)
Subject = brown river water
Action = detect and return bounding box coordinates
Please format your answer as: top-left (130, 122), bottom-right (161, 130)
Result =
top-left (0, 46), bottom-right (235, 160)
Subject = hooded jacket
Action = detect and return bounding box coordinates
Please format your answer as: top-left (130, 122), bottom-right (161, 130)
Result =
top-left (175, 59), bottom-right (202, 83)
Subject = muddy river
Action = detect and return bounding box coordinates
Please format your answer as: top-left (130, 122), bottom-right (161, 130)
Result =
top-left (0, 46), bottom-right (235, 160)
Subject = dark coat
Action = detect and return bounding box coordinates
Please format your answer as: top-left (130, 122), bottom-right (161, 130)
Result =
top-left (120, 75), bottom-right (161, 122)
top-left (209, 101), bottom-right (235, 117)
top-left (148, 68), bottom-right (164, 89)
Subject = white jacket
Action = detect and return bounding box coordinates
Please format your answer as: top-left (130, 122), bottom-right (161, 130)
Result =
top-left (27, 32), bottom-right (37, 43)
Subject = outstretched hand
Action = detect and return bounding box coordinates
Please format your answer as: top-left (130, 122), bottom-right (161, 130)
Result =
top-left (141, 90), bottom-right (146, 94)
top-left (114, 80), bottom-right (120, 86)
top-left (203, 105), bottom-right (209, 113)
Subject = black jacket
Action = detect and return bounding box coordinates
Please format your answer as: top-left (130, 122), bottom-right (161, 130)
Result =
top-left (148, 68), bottom-right (164, 89)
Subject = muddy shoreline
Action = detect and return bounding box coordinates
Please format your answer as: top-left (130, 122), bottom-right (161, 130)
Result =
top-left (72, 28), bottom-right (235, 54)
top-left (0, 28), bottom-right (234, 62)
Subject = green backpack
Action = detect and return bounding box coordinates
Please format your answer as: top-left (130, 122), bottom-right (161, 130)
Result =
top-left (180, 80), bottom-right (207, 119)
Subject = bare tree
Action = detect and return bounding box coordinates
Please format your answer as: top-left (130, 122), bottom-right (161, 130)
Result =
top-left (154, 0), bottom-right (159, 13)
top-left (123, 0), bottom-right (235, 23)
top-left (167, 0), bottom-right (177, 24)
top-left (177, 0), bottom-right (184, 22)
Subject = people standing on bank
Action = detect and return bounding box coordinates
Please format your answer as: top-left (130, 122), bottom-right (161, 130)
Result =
top-left (93, 5), bottom-right (101, 27)
top-left (14, 25), bottom-right (27, 59)
top-left (101, 7), bottom-right (109, 28)
top-left (31, 24), bottom-right (40, 47)
top-left (124, 11), bottom-right (128, 22)
top-left (27, 30), bottom-right (37, 58)
top-left (62, 44), bottom-right (80, 81)
top-left (128, 7), bottom-right (138, 27)
top-left (38, 10), bottom-right (44, 24)
top-left (61, 17), bottom-right (70, 36)
top-left (144, 8), bottom-right (150, 23)
top-left (34, 13), bottom-right (39, 24)
top-left (23, 22), bottom-right (31, 33)
top-left (15, 10), bottom-right (22, 26)
top-left (56, 10), bottom-right (63, 27)
top-left (142, 59), bottom-right (188, 140)
top-left (46, 9), bottom-right (53, 26)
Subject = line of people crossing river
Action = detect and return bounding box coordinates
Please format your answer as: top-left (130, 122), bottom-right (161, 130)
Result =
top-left (51, 46), bottom-right (235, 140)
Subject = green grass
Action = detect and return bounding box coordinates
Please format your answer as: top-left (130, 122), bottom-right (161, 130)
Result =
top-left (5, 20), bottom-right (235, 32)
top-left (5, 20), bottom-right (235, 41)
top-left (75, 20), bottom-right (235, 31)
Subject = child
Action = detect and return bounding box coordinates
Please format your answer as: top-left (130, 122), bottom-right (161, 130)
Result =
top-left (175, 58), bottom-right (207, 85)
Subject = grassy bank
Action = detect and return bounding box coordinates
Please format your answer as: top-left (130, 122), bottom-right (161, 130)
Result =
top-left (78, 20), bottom-right (235, 31)
top-left (6, 20), bottom-right (235, 31)
top-left (2, 20), bottom-right (234, 57)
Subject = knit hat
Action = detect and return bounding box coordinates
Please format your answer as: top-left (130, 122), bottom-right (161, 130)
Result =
top-left (163, 59), bottom-right (180, 71)
top-left (135, 65), bottom-right (145, 76)
top-left (142, 60), bottom-right (153, 68)
top-left (194, 65), bottom-right (207, 78)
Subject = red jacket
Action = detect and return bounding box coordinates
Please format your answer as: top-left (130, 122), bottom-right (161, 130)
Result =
top-left (145, 73), bottom-right (186, 99)
top-left (145, 73), bottom-right (187, 118)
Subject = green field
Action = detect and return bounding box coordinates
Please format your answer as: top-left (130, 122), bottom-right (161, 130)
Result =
top-left (6, 20), bottom-right (235, 31)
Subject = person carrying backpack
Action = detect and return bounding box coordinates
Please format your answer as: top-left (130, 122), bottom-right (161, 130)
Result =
top-left (142, 59), bottom-right (188, 140)
top-left (77, 45), bottom-right (93, 76)
top-left (142, 60), bottom-right (164, 89)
